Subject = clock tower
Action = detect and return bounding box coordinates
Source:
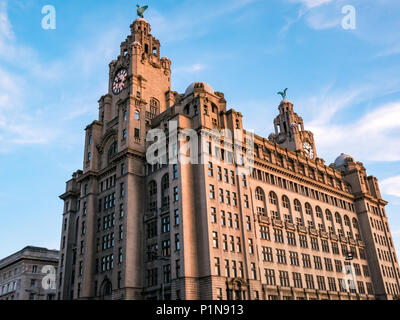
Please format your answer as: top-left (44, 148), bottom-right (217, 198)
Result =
top-left (269, 98), bottom-right (317, 160)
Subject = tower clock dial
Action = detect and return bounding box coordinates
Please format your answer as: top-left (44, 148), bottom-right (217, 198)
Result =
top-left (303, 142), bottom-right (314, 160)
top-left (112, 68), bottom-right (128, 95)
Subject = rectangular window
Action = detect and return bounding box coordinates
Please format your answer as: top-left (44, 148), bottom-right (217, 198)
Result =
top-left (302, 254), bottom-right (311, 268)
top-left (279, 270), bottom-right (290, 287)
top-left (213, 232), bottom-right (219, 248)
top-left (289, 251), bottom-right (299, 266)
top-left (287, 232), bottom-right (296, 246)
top-left (175, 234), bottom-right (180, 250)
top-left (209, 185), bottom-right (215, 199)
top-left (276, 249), bottom-right (287, 264)
top-left (305, 274), bottom-right (315, 289)
top-left (317, 276), bottom-right (326, 290)
top-left (120, 183), bottom-right (125, 198)
top-left (265, 269), bottom-right (276, 286)
top-left (174, 209), bottom-right (180, 225)
top-left (162, 216), bottom-right (170, 233)
top-left (162, 240), bottom-right (171, 256)
top-left (314, 256), bottom-right (323, 270)
top-left (262, 247), bottom-right (273, 262)
top-left (214, 258), bottom-right (220, 276)
top-left (274, 229), bottom-right (284, 243)
top-left (293, 272), bottom-right (303, 288)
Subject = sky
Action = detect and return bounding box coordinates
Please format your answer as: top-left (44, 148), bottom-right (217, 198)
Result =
top-left (0, 0), bottom-right (400, 259)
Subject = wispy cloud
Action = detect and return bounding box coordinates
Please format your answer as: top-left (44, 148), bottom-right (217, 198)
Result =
top-left (149, 0), bottom-right (259, 43)
top-left (309, 101), bottom-right (400, 162)
top-left (174, 63), bottom-right (207, 74)
top-left (288, 0), bottom-right (333, 9)
top-left (381, 175), bottom-right (400, 198)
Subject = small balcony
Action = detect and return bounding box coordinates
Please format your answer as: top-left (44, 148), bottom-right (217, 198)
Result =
top-left (160, 204), bottom-right (170, 214)
top-left (319, 230), bottom-right (329, 239)
top-left (339, 234), bottom-right (348, 243)
top-left (272, 218), bottom-right (283, 228)
top-left (297, 224), bottom-right (307, 234)
top-left (258, 215), bottom-right (270, 225)
top-left (329, 232), bottom-right (338, 241)
top-left (285, 222), bottom-right (295, 231)
top-left (308, 227), bottom-right (318, 237)
top-left (348, 237), bottom-right (357, 246)
top-left (144, 209), bottom-right (157, 220)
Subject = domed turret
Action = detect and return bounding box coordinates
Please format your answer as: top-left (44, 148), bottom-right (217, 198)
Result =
top-left (334, 153), bottom-right (353, 167)
top-left (184, 82), bottom-right (215, 96)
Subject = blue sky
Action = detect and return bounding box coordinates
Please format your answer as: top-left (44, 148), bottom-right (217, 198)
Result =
top-left (0, 0), bottom-right (400, 259)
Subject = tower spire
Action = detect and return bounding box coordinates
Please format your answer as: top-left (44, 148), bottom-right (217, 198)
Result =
top-left (268, 97), bottom-right (317, 160)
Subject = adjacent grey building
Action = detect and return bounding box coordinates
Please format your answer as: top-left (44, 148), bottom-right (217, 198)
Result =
top-left (0, 246), bottom-right (59, 300)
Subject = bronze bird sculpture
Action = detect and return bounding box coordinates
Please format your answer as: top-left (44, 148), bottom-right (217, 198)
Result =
top-left (137, 4), bottom-right (148, 18)
top-left (277, 88), bottom-right (288, 100)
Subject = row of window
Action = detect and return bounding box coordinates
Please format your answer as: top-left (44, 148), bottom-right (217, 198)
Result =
top-left (263, 269), bottom-right (373, 294)
top-left (213, 258), bottom-right (244, 278)
top-left (251, 168), bottom-right (355, 212)
top-left (256, 189), bottom-right (359, 235)
top-left (261, 246), bottom-right (369, 275)
top-left (146, 263), bottom-right (175, 287)
top-left (256, 227), bottom-right (365, 258)
top-left (208, 185), bottom-right (238, 207)
top-left (208, 163), bottom-right (236, 185)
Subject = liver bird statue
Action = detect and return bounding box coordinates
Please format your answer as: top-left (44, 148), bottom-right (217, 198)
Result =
top-left (277, 88), bottom-right (288, 100)
top-left (137, 4), bottom-right (148, 18)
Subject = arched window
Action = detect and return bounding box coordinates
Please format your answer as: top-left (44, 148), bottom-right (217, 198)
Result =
top-left (161, 174), bottom-right (169, 206)
top-left (335, 212), bottom-right (342, 224)
top-left (134, 110), bottom-right (140, 120)
top-left (150, 98), bottom-right (159, 117)
top-left (148, 181), bottom-right (157, 212)
top-left (149, 181), bottom-right (157, 196)
top-left (269, 191), bottom-right (278, 205)
top-left (315, 206), bottom-right (323, 218)
top-left (352, 218), bottom-right (359, 230)
top-left (212, 103), bottom-right (218, 113)
top-left (305, 203), bottom-right (313, 215)
top-left (282, 196), bottom-right (290, 209)
top-left (184, 104), bottom-right (190, 115)
top-left (255, 187), bottom-right (264, 201)
top-left (344, 215), bottom-right (351, 227)
top-left (102, 280), bottom-right (112, 298)
top-left (108, 141), bottom-right (117, 158)
top-left (294, 199), bottom-right (301, 212)
top-left (325, 210), bottom-right (332, 221)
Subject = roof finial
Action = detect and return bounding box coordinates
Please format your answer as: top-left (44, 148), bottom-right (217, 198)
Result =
top-left (277, 88), bottom-right (288, 100)
top-left (137, 4), bottom-right (149, 18)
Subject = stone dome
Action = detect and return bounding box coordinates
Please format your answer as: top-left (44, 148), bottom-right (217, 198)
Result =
top-left (184, 82), bottom-right (214, 96)
top-left (135, 17), bottom-right (148, 23)
top-left (334, 153), bottom-right (352, 167)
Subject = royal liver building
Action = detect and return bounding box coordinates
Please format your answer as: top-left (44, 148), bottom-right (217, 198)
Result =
top-left (57, 16), bottom-right (400, 300)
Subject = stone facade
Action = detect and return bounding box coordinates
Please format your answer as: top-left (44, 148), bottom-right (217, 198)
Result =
top-left (0, 246), bottom-right (59, 300)
top-left (57, 18), bottom-right (400, 300)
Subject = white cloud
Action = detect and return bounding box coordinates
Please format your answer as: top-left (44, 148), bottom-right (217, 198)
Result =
top-left (380, 176), bottom-right (400, 198)
top-left (174, 63), bottom-right (206, 74)
top-left (288, 0), bottom-right (333, 9)
top-left (308, 101), bottom-right (400, 162)
top-left (0, 0), bottom-right (13, 40)
top-left (305, 11), bottom-right (341, 29)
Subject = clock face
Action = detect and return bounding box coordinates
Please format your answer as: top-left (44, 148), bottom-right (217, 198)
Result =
top-left (112, 68), bottom-right (128, 95)
top-left (303, 142), bottom-right (314, 160)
